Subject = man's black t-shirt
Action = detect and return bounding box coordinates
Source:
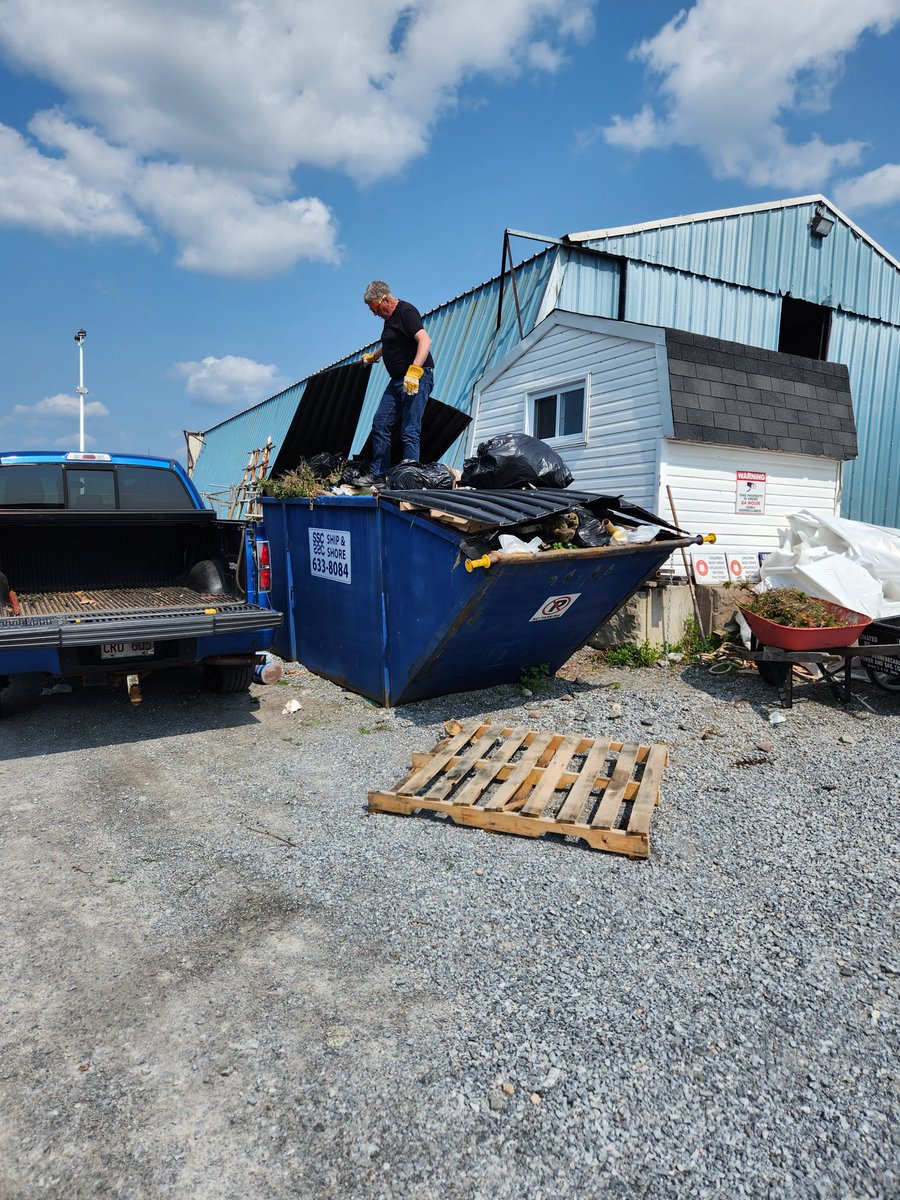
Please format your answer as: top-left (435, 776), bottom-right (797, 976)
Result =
top-left (381, 300), bottom-right (434, 379)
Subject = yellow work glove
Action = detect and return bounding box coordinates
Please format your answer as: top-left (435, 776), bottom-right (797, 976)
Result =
top-left (404, 364), bottom-right (424, 394)
top-left (362, 352), bottom-right (379, 366)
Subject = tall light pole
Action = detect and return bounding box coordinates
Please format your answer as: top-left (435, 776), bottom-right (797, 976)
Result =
top-left (74, 329), bottom-right (87, 452)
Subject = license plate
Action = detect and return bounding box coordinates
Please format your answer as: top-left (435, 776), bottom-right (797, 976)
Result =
top-left (100, 641), bottom-right (154, 660)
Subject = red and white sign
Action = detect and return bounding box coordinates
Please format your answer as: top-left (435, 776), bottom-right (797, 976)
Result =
top-left (727, 553), bottom-right (763, 581)
top-left (736, 470), bottom-right (766, 514)
top-left (689, 548), bottom-right (728, 585)
top-left (530, 593), bottom-right (581, 622)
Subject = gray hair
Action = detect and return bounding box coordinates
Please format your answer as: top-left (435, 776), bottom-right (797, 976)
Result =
top-left (363, 280), bottom-right (392, 305)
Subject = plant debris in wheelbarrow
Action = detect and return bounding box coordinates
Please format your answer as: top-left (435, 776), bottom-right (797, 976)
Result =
top-left (739, 587), bottom-right (872, 651)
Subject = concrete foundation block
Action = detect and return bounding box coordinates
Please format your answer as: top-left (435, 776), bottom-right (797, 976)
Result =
top-left (589, 583), bottom-right (739, 649)
top-left (697, 585), bottom-right (743, 636)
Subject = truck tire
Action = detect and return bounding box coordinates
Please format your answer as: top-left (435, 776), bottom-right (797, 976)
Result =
top-left (203, 664), bottom-right (254, 694)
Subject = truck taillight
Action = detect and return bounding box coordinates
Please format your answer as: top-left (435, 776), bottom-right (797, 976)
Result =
top-left (255, 539), bottom-right (271, 592)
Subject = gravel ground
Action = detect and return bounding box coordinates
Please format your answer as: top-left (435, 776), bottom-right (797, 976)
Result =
top-left (0, 652), bottom-right (898, 1200)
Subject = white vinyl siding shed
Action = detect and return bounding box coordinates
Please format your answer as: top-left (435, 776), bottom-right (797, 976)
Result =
top-left (470, 313), bottom-right (671, 510)
top-left (660, 441), bottom-right (842, 553)
top-left (470, 310), bottom-right (855, 563)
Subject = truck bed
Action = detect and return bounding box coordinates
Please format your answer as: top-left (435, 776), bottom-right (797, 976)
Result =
top-left (10, 584), bottom-right (230, 618)
top-left (0, 583), bottom-right (278, 650)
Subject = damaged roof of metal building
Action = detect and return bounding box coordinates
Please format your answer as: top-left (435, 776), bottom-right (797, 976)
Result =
top-left (189, 194), bottom-right (900, 528)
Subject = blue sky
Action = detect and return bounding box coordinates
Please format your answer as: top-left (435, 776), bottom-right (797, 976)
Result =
top-left (2, 0), bottom-right (899, 463)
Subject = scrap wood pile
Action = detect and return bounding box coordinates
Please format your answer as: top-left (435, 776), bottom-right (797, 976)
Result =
top-left (259, 433), bottom-right (677, 551)
top-left (384, 434), bottom-right (676, 551)
top-left (394, 492), bottom-right (671, 555)
top-left (394, 491), bottom-right (623, 546)
top-left (369, 718), bottom-right (668, 859)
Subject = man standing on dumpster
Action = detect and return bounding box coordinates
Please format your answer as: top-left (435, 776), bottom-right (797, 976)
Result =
top-left (362, 281), bottom-right (434, 483)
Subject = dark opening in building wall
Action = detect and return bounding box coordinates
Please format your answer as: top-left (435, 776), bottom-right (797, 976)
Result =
top-left (778, 296), bottom-right (832, 360)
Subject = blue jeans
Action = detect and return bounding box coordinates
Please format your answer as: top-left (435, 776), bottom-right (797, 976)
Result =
top-left (370, 368), bottom-right (434, 477)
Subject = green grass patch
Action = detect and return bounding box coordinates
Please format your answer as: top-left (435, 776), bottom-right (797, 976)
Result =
top-left (603, 641), bottom-right (660, 668)
top-left (673, 617), bottom-right (719, 661)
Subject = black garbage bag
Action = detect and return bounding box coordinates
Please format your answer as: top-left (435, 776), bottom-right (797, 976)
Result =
top-left (571, 505), bottom-right (611, 548)
top-left (386, 460), bottom-right (456, 490)
top-left (308, 451), bottom-right (344, 481)
top-left (340, 456), bottom-right (373, 486)
top-left (459, 433), bottom-right (573, 490)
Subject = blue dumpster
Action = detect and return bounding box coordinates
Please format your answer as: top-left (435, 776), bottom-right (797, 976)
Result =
top-left (263, 490), bottom-right (700, 706)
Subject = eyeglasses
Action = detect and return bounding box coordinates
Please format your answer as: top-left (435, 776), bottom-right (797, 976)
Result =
top-left (368, 296), bottom-right (388, 313)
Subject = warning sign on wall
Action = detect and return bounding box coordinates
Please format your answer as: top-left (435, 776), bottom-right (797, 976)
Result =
top-left (689, 548), bottom-right (728, 585)
top-left (726, 553), bottom-right (763, 582)
top-left (736, 470), bottom-right (766, 514)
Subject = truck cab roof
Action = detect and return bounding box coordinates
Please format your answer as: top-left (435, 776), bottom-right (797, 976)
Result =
top-left (0, 453), bottom-right (207, 512)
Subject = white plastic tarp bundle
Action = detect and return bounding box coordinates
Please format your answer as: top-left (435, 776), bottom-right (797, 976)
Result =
top-left (759, 511), bottom-right (900, 619)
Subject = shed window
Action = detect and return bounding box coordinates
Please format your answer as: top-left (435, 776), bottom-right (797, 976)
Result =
top-left (533, 385), bottom-right (586, 441)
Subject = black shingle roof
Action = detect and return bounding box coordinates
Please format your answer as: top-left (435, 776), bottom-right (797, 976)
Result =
top-left (665, 329), bottom-right (857, 460)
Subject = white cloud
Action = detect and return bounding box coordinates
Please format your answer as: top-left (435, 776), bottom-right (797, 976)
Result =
top-left (0, 0), bottom-right (591, 276)
top-left (558, 6), bottom-right (594, 40)
top-left (526, 41), bottom-right (565, 72)
top-left (53, 432), bottom-right (98, 449)
top-left (0, 123), bottom-right (146, 239)
top-left (13, 393), bottom-right (110, 420)
top-left (604, 105), bottom-right (663, 152)
top-left (835, 163), bottom-right (900, 212)
top-left (29, 109), bottom-right (141, 192)
top-left (173, 356), bottom-right (287, 406)
top-left (135, 164), bottom-right (339, 279)
top-left (604, 0), bottom-right (900, 189)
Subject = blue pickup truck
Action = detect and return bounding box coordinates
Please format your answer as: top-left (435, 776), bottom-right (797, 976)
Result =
top-left (0, 451), bottom-right (281, 711)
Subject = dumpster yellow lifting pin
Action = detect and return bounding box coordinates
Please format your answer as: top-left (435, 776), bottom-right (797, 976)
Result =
top-left (465, 554), bottom-right (494, 572)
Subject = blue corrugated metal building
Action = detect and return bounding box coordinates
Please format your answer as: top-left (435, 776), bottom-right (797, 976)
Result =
top-left (190, 195), bottom-right (900, 528)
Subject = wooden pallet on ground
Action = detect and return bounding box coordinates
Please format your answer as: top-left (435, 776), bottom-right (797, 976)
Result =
top-left (368, 719), bottom-right (667, 859)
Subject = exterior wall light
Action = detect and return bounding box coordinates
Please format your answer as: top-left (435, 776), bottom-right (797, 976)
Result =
top-left (810, 208), bottom-right (835, 238)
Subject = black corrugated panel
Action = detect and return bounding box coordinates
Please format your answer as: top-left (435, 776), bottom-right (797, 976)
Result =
top-left (271, 362), bottom-right (472, 477)
top-left (271, 362), bottom-right (369, 476)
top-left (358, 396), bottom-right (471, 466)
top-left (378, 488), bottom-right (681, 531)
